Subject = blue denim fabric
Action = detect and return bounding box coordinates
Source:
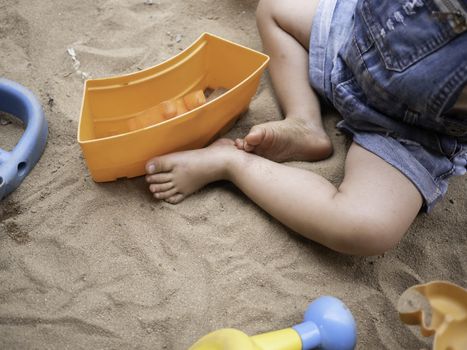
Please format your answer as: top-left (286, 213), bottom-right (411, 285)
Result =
top-left (309, 0), bottom-right (467, 211)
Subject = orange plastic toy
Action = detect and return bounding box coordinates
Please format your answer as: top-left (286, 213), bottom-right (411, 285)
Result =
top-left (398, 281), bottom-right (467, 350)
top-left (77, 33), bottom-right (269, 182)
top-left (125, 90), bottom-right (206, 136)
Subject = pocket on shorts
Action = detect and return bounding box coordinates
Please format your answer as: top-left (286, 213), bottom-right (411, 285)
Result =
top-left (360, 0), bottom-right (466, 72)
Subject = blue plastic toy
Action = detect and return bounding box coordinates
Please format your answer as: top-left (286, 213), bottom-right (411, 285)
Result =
top-left (293, 296), bottom-right (357, 350)
top-left (0, 78), bottom-right (48, 200)
top-left (189, 296), bottom-right (357, 350)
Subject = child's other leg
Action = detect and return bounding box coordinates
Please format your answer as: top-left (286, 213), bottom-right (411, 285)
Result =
top-left (235, 0), bottom-right (332, 162)
top-left (146, 141), bottom-right (422, 256)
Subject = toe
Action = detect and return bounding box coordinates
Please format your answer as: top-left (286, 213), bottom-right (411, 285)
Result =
top-left (149, 182), bottom-right (174, 193)
top-left (244, 142), bottom-right (255, 152)
top-left (153, 187), bottom-right (179, 200)
top-left (146, 172), bottom-right (173, 184)
top-left (145, 157), bottom-right (173, 174)
top-left (165, 194), bottom-right (185, 204)
top-left (235, 138), bottom-right (245, 150)
top-left (244, 125), bottom-right (266, 147)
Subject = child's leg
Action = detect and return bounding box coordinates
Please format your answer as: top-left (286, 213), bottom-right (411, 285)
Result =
top-left (146, 140), bottom-right (422, 256)
top-left (235, 0), bottom-right (332, 162)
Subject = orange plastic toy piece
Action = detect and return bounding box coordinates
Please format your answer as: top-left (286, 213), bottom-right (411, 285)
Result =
top-left (77, 33), bottom-right (269, 182)
top-left (398, 281), bottom-right (467, 350)
top-left (125, 90), bottom-right (206, 134)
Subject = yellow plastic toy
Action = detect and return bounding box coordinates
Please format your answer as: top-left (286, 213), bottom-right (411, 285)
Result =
top-left (77, 33), bottom-right (269, 182)
top-left (398, 281), bottom-right (467, 350)
top-left (189, 296), bottom-right (357, 350)
top-left (189, 328), bottom-right (302, 350)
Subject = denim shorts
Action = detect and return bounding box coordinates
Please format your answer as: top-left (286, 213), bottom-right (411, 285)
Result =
top-left (309, 0), bottom-right (467, 211)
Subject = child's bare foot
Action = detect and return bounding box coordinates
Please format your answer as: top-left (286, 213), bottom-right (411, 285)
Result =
top-left (235, 118), bottom-right (332, 162)
top-left (145, 139), bottom-right (237, 204)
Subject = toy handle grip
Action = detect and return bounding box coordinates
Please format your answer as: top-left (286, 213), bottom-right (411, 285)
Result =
top-left (250, 328), bottom-right (304, 350)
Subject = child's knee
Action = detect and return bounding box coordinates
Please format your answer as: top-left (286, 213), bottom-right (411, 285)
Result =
top-left (256, 0), bottom-right (277, 27)
top-left (337, 233), bottom-right (400, 256)
top-left (332, 214), bottom-right (406, 256)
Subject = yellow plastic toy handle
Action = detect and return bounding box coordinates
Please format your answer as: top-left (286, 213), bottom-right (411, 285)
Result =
top-left (188, 329), bottom-right (259, 350)
top-left (251, 329), bottom-right (302, 350)
top-left (189, 328), bottom-right (302, 350)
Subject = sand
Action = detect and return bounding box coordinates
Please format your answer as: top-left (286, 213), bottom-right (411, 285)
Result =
top-left (0, 0), bottom-right (466, 349)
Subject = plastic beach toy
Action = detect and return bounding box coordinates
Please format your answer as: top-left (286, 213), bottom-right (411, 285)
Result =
top-left (0, 78), bottom-right (48, 200)
top-left (78, 33), bottom-right (269, 182)
top-left (110, 89), bottom-right (208, 136)
top-left (189, 296), bottom-right (357, 350)
top-left (398, 281), bottom-right (467, 350)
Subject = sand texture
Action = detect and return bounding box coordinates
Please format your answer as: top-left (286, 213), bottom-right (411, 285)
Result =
top-left (0, 0), bottom-right (466, 349)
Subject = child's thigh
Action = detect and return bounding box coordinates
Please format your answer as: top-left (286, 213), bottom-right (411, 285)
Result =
top-left (256, 0), bottom-right (319, 49)
top-left (336, 143), bottom-right (423, 248)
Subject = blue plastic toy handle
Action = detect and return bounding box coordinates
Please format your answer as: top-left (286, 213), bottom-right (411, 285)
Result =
top-left (0, 78), bottom-right (48, 200)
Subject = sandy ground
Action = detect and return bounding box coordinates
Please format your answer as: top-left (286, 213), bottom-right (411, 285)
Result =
top-left (0, 0), bottom-right (466, 349)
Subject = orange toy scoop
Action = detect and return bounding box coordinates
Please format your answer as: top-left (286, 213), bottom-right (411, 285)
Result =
top-left (77, 33), bottom-right (269, 182)
top-left (398, 281), bottom-right (467, 350)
